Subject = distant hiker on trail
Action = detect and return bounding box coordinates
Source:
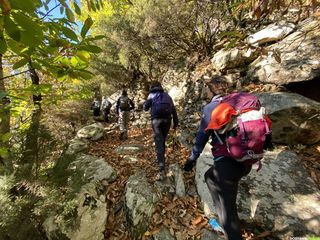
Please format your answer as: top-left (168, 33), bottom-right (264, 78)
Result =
top-left (91, 97), bottom-right (101, 117)
top-left (183, 75), bottom-right (272, 240)
top-left (143, 81), bottom-right (179, 181)
top-left (116, 89), bottom-right (135, 140)
top-left (101, 96), bottom-right (112, 123)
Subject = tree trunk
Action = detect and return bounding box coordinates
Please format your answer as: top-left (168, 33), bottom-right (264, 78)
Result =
top-left (0, 53), bottom-right (12, 172)
top-left (18, 61), bottom-right (42, 178)
top-left (29, 60), bottom-right (42, 105)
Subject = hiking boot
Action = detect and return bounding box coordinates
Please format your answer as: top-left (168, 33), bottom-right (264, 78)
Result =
top-left (155, 171), bottom-right (165, 181)
top-left (123, 132), bottom-right (128, 140)
top-left (119, 132), bottom-right (124, 140)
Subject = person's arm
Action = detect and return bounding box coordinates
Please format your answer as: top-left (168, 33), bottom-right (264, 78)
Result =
top-left (107, 100), bottom-right (111, 109)
top-left (100, 100), bottom-right (105, 110)
top-left (143, 93), bottom-right (154, 111)
top-left (184, 101), bottom-right (219, 171)
top-left (115, 98), bottom-right (120, 114)
top-left (172, 104), bottom-right (179, 129)
top-left (189, 111), bottom-right (211, 161)
top-left (129, 98), bottom-right (135, 110)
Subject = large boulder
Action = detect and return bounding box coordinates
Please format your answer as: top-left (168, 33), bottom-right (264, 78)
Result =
top-left (44, 154), bottom-right (116, 240)
top-left (211, 47), bottom-right (258, 72)
top-left (44, 182), bottom-right (108, 240)
top-left (65, 138), bottom-right (89, 155)
top-left (195, 146), bottom-right (320, 239)
top-left (257, 92), bottom-right (320, 145)
top-left (125, 171), bottom-right (159, 239)
top-left (69, 154), bottom-right (116, 184)
top-left (195, 144), bottom-right (216, 219)
top-left (76, 123), bottom-right (105, 141)
top-left (248, 18), bottom-right (320, 85)
top-left (247, 21), bottom-right (295, 46)
top-left (238, 150), bottom-right (320, 238)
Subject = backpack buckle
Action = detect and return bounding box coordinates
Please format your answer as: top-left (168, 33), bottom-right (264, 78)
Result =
top-left (247, 150), bottom-right (255, 158)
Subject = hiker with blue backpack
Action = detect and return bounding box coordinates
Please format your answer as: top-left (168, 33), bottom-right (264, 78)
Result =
top-left (183, 76), bottom-right (272, 240)
top-left (143, 81), bottom-right (179, 181)
top-left (116, 89), bottom-right (135, 140)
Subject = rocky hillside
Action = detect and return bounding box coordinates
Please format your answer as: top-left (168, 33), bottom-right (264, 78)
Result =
top-left (42, 17), bottom-right (320, 240)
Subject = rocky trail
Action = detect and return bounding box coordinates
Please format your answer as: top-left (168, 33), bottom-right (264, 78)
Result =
top-left (87, 122), bottom-right (317, 240)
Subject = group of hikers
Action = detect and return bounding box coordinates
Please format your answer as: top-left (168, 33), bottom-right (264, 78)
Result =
top-left (91, 90), bottom-right (135, 140)
top-left (91, 76), bottom-right (273, 240)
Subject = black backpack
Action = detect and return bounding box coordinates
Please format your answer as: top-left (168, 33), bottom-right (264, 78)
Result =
top-left (151, 92), bottom-right (173, 118)
top-left (119, 96), bottom-right (130, 111)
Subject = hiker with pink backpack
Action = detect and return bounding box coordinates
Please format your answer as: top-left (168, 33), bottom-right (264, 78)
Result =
top-left (183, 76), bottom-right (273, 240)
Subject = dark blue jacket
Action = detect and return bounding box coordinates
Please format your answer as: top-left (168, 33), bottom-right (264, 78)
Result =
top-left (143, 86), bottom-right (179, 128)
top-left (189, 96), bottom-right (222, 162)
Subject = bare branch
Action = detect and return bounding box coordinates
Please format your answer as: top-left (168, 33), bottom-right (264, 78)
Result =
top-left (41, 3), bottom-right (61, 19)
top-left (0, 70), bottom-right (30, 81)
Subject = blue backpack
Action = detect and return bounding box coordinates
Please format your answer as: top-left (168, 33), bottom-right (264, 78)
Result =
top-left (152, 92), bottom-right (173, 118)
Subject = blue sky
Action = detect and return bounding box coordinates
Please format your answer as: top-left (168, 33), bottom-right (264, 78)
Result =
top-left (40, 0), bottom-right (83, 31)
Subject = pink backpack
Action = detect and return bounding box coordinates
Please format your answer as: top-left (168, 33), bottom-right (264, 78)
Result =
top-left (207, 92), bottom-right (271, 165)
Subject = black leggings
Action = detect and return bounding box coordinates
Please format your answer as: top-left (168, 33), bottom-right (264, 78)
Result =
top-left (204, 157), bottom-right (251, 240)
top-left (151, 118), bottom-right (171, 170)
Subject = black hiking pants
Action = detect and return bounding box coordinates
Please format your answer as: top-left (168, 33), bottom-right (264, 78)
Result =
top-left (103, 109), bottom-right (110, 122)
top-left (93, 108), bottom-right (100, 117)
top-left (151, 118), bottom-right (171, 171)
top-left (204, 157), bottom-right (251, 240)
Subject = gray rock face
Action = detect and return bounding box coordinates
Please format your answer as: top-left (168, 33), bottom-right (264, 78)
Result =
top-left (69, 154), bottom-right (116, 184)
top-left (76, 123), bottom-right (105, 141)
top-left (247, 21), bottom-right (295, 46)
top-left (239, 150), bottom-right (320, 238)
top-left (125, 171), bottom-right (158, 239)
top-left (168, 164), bottom-right (186, 197)
top-left (44, 154), bottom-right (116, 240)
top-left (195, 144), bottom-right (216, 219)
top-left (195, 146), bottom-right (320, 238)
top-left (257, 92), bottom-right (320, 145)
top-left (66, 183), bottom-right (108, 240)
top-left (248, 19), bottom-right (320, 85)
top-left (65, 138), bottom-right (89, 155)
top-left (211, 47), bottom-right (258, 72)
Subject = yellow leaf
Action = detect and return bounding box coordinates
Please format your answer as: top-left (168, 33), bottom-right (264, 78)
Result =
top-left (72, 79), bottom-right (81, 85)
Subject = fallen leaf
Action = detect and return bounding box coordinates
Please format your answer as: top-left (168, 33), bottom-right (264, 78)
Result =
top-left (191, 215), bottom-right (203, 226)
top-left (188, 229), bottom-right (198, 236)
